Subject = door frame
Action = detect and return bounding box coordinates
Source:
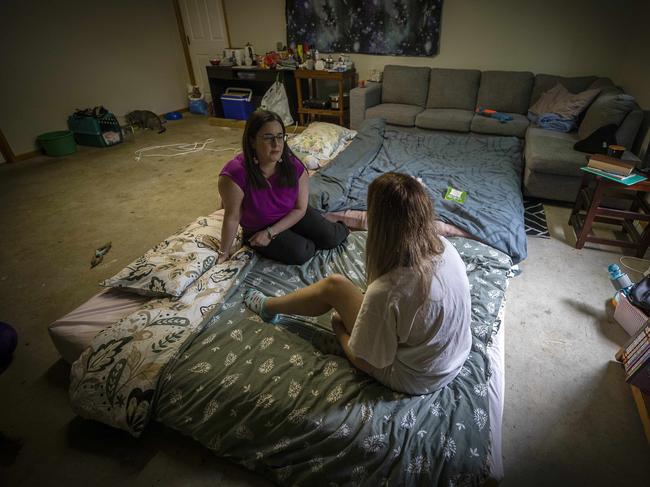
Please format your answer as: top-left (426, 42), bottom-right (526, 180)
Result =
top-left (172, 0), bottom-right (232, 87)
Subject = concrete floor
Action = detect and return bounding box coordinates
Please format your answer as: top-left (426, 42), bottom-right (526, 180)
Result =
top-left (1, 116), bottom-right (648, 486)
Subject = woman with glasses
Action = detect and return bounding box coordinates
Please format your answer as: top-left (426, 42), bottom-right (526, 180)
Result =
top-left (217, 110), bottom-right (349, 265)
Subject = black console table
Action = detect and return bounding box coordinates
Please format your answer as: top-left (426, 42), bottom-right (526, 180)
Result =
top-left (206, 66), bottom-right (298, 121)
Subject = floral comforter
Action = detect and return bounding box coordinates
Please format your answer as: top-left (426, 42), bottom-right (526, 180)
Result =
top-left (153, 233), bottom-right (511, 486)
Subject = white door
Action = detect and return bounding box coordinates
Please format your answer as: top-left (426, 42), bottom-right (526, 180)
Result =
top-left (179, 0), bottom-right (229, 101)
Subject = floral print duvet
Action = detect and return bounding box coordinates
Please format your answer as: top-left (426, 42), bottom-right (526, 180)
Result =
top-left (154, 233), bottom-right (511, 486)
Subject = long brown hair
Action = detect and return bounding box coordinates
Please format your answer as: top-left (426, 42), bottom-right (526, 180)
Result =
top-left (365, 173), bottom-right (445, 295)
top-left (242, 110), bottom-right (301, 189)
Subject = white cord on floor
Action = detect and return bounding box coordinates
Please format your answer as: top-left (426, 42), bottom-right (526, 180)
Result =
top-left (134, 138), bottom-right (239, 161)
top-left (619, 255), bottom-right (650, 275)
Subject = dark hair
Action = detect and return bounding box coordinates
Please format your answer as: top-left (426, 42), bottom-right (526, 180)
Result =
top-left (242, 110), bottom-right (300, 189)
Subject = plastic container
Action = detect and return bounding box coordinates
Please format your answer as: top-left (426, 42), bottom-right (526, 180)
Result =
top-left (36, 130), bottom-right (77, 156)
top-left (164, 111), bottom-right (183, 121)
top-left (221, 88), bottom-right (254, 120)
top-left (67, 112), bottom-right (123, 147)
top-left (609, 264), bottom-right (634, 295)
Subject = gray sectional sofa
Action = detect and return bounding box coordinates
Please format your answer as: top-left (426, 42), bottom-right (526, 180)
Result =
top-left (350, 65), bottom-right (644, 202)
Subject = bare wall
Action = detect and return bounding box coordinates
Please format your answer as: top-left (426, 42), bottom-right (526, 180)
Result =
top-left (616, 1), bottom-right (650, 109)
top-left (0, 0), bottom-right (190, 157)
top-left (225, 0), bottom-right (647, 105)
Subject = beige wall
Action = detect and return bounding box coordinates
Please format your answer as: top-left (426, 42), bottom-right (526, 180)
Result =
top-left (616, 2), bottom-right (650, 108)
top-left (225, 0), bottom-right (648, 106)
top-left (0, 0), bottom-right (189, 158)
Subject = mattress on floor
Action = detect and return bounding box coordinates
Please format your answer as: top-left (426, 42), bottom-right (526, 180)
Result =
top-left (324, 210), bottom-right (473, 239)
top-left (153, 235), bottom-right (510, 485)
top-left (60, 232), bottom-right (509, 484)
top-left (48, 288), bottom-right (149, 364)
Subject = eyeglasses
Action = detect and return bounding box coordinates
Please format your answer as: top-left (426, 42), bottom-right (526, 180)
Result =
top-left (259, 134), bottom-right (287, 144)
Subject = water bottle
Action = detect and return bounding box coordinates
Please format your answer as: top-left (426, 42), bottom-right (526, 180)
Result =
top-left (608, 264), bottom-right (634, 305)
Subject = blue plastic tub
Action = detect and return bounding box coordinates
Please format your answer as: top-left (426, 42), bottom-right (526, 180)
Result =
top-left (221, 88), bottom-right (254, 120)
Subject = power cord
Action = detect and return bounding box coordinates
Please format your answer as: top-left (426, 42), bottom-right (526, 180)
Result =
top-left (619, 255), bottom-right (650, 276)
top-left (134, 138), bottom-right (238, 161)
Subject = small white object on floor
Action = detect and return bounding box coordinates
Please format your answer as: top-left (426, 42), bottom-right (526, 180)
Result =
top-left (134, 138), bottom-right (238, 161)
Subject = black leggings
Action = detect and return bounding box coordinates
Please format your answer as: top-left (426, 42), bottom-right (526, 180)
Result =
top-left (245, 206), bottom-right (349, 265)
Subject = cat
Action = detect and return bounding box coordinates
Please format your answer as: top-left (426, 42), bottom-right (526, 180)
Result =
top-left (125, 110), bottom-right (166, 134)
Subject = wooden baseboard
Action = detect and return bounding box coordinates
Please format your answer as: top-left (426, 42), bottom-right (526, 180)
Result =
top-left (14, 149), bottom-right (41, 162)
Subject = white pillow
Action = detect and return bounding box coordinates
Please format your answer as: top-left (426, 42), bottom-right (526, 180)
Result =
top-left (101, 211), bottom-right (239, 297)
top-left (288, 122), bottom-right (356, 160)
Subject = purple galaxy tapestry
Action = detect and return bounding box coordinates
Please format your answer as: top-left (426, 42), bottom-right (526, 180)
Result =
top-left (286, 0), bottom-right (443, 56)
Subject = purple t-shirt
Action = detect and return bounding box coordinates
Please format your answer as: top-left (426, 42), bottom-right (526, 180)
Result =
top-left (220, 153), bottom-right (305, 232)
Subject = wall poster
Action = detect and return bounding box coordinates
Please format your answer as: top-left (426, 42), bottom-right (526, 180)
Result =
top-left (286, 0), bottom-right (443, 56)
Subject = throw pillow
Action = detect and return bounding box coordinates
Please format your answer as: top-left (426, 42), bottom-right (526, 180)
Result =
top-left (101, 212), bottom-right (234, 297)
top-left (287, 122), bottom-right (356, 160)
top-left (529, 83), bottom-right (601, 119)
top-left (573, 123), bottom-right (618, 154)
top-left (578, 90), bottom-right (637, 140)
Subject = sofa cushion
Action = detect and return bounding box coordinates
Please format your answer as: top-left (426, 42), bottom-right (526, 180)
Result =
top-left (589, 78), bottom-right (616, 91)
top-left (470, 112), bottom-right (529, 137)
top-left (525, 127), bottom-right (585, 176)
top-left (530, 74), bottom-right (598, 106)
top-left (426, 68), bottom-right (481, 110)
top-left (366, 103), bottom-right (424, 127)
top-left (415, 108), bottom-right (474, 132)
top-left (617, 108), bottom-right (644, 150)
top-left (381, 65), bottom-right (430, 106)
top-left (523, 166), bottom-right (583, 202)
top-left (578, 90), bottom-right (637, 139)
top-left (476, 71), bottom-right (534, 114)
top-left (529, 83), bottom-right (600, 119)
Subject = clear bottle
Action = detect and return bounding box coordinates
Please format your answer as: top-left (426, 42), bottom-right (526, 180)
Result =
top-left (608, 263), bottom-right (634, 305)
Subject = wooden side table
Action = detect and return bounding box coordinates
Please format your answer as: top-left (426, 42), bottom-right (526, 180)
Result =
top-left (569, 171), bottom-right (650, 256)
top-left (294, 69), bottom-right (357, 127)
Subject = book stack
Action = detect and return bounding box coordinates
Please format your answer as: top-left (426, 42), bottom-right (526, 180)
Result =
top-left (588, 154), bottom-right (635, 176)
top-left (619, 321), bottom-right (650, 393)
top-left (580, 154), bottom-right (647, 185)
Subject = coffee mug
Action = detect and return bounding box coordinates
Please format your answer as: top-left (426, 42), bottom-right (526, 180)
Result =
top-left (607, 144), bottom-right (625, 159)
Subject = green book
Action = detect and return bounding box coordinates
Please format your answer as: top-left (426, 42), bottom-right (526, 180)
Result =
top-left (580, 166), bottom-right (647, 186)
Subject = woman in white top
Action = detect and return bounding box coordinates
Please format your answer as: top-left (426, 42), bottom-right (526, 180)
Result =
top-left (244, 172), bottom-right (472, 394)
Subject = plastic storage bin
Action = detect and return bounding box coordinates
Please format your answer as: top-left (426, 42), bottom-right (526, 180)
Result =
top-left (221, 88), bottom-right (254, 120)
top-left (67, 112), bottom-right (123, 147)
top-left (36, 130), bottom-right (77, 156)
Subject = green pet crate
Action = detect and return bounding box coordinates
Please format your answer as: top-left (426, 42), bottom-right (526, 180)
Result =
top-left (36, 130), bottom-right (77, 156)
top-left (67, 112), bottom-right (123, 147)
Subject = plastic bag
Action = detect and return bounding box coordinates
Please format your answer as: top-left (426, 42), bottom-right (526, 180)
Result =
top-left (260, 80), bottom-right (294, 126)
top-left (629, 275), bottom-right (650, 314)
top-left (188, 85), bottom-right (209, 115)
top-left (189, 98), bottom-right (209, 115)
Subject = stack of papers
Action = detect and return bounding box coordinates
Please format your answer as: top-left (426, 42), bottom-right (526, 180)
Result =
top-left (580, 166), bottom-right (647, 186)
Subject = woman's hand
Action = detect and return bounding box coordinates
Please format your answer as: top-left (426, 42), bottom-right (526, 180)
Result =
top-left (217, 252), bottom-right (230, 264)
top-left (248, 230), bottom-right (272, 247)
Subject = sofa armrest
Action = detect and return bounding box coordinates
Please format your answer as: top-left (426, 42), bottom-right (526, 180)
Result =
top-left (617, 106), bottom-right (644, 151)
top-left (350, 83), bottom-right (382, 130)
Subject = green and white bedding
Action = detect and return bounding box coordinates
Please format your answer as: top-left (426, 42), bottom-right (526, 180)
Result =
top-left (70, 232), bottom-right (511, 486)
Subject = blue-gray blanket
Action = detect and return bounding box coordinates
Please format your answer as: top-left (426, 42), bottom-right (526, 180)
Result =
top-left (309, 119), bottom-right (528, 263)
